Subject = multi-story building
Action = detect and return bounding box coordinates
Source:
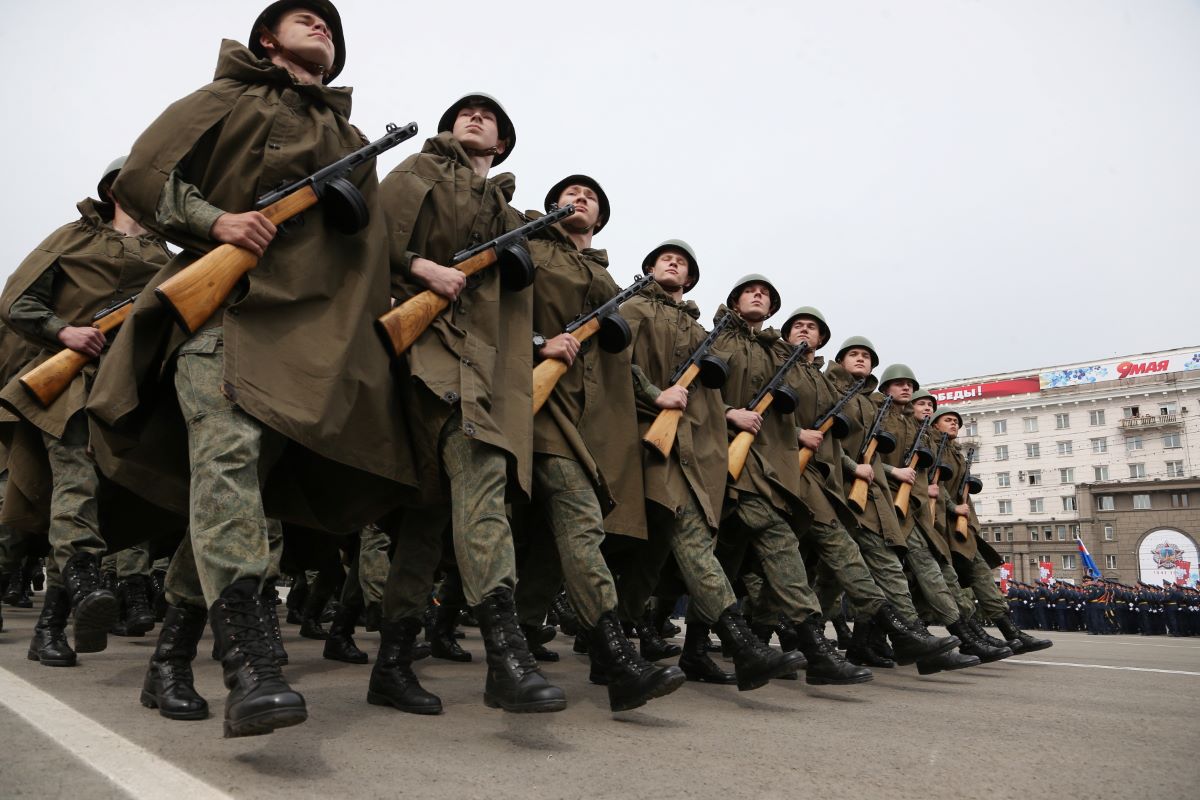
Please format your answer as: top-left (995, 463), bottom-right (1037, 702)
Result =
top-left (926, 346), bottom-right (1200, 586)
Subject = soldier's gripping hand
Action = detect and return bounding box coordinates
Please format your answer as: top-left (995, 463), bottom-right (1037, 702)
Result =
top-left (892, 467), bottom-right (917, 485)
top-left (798, 428), bottom-right (824, 451)
top-left (211, 211), bottom-right (277, 257)
top-left (854, 463), bottom-right (874, 482)
top-left (541, 334), bottom-right (580, 366)
top-left (58, 325), bottom-right (107, 357)
top-left (927, 484), bottom-right (941, 499)
top-left (726, 408), bottom-right (762, 434)
top-left (410, 257), bottom-right (466, 301)
top-left (655, 385), bottom-right (689, 410)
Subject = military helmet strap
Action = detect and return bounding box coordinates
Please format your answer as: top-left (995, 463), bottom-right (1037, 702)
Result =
top-left (256, 23), bottom-right (328, 79)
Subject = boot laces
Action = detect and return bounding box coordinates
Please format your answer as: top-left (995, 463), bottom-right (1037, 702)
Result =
top-left (223, 599), bottom-right (282, 680)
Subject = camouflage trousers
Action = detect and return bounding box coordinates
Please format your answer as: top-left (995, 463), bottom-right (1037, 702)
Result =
top-left (164, 329), bottom-right (285, 608)
top-left (801, 514), bottom-right (886, 618)
top-left (43, 411), bottom-right (106, 582)
top-left (101, 543), bottom-right (151, 578)
top-left (356, 523), bottom-right (390, 606)
top-left (903, 523), bottom-right (960, 625)
top-left (717, 493), bottom-right (819, 624)
top-left (381, 505), bottom-right (447, 621)
top-left (615, 495), bottom-right (737, 626)
top-left (941, 561), bottom-right (977, 619)
top-left (532, 454), bottom-right (618, 629)
top-left (513, 501), bottom-right (563, 628)
top-left (816, 511), bottom-right (918, 621)
top-left (968, 550), bottom-right (1009, 620)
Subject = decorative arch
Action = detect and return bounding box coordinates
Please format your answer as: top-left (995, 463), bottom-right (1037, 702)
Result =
top-left (1136, 528), bottom-right (1198, 585)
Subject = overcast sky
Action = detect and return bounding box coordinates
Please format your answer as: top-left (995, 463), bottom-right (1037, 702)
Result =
top-left (3, 0), bottom-right (1197, 383)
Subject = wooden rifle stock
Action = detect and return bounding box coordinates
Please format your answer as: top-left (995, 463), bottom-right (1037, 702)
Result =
top-left (641, 362), bottom-right (700, 458)
top-left (376, 248), bottom-right (499, 358)
top-left (154, 186), bottom-right (319, 334)
top-left (727, 393), bottom-right (774, 481)
top-left (796, 415), bottom-right (838, 473)
top-left (531, 317), bottom-right (601, 414)
top-left (953, 487), bottom-right (972, 541)
top-left (18, 304), bottom-right (134, 407)
top-left (892, 451), bottom-right (920, 519)
top-left (847, 438), bottom-right (879, 513)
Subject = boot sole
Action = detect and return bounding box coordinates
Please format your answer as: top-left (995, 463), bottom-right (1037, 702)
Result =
top-left (323, 652), bottom-right (369, 664)
top-left (139, 690), bottom-right (209, 720)
top-left (682, 670), bottom-right (738, 686)
top-left (917, 657), bottom-right (981, 675)
top-left (1019, 640), bottom-right (1053, 652)
top-left (74, 593), bottom-right (119, 654)
top-left (483, 694), bottom-right (567, 713)
top-left (805, 672), bottom-right (874, 686)
top-left (223, 707), bottom-right (308, 738)
top-left (738, 652), bottom-right (810, 691)
top-left (610, 668), bottom-right (687, 712)
top-left (27, 650), bottom-right (76, 667)
top-left (893, 638), bottom-right (958, 666)
top-left (366, 690), bottom-right (443, 715)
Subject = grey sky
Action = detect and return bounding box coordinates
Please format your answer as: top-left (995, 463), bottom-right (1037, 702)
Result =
top-left (3, 0), bottom-right (1197, 383)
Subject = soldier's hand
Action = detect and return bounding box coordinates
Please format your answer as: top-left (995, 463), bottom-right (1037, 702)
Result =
top-left (854, 463), bottom-right (874, 482)
top-left (927, 484), bottom-right (941, 499)
top-left (954, 503), bottom-right (970, 516)
top-left (727, 408), bottom-right (762, 433)
top-left (210, 211), bottom-right (277, 257)
top-left (541, 333), bottom-right (580, 366)
top-left (655, 385), bottom-right (689, 410)
top-left (411, 257), bottom-right (466, 300)
top-left (893, 466), bottom-right (917, 485)
top-left (58, 325), bottom-right (107, 357)
top-left (798, 428), bottom-right (824, 451)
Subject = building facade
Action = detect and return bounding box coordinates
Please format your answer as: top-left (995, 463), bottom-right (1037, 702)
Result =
top-left (927, 346), bottom-right (1200, 586)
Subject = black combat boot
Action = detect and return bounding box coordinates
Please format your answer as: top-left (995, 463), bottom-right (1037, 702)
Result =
top-left (994, 614), bottom-right (1053, 653)
top-left (260, 582), bottom-right (289, 665)
top-left (209, 579), bottom-right (307, 738)
top-left (590, 610), bottom-right (686, 712)
top-left (795, 616), bottom-right (873, 685)
top-left (140, 603), bottom-right (209, 720)
top-left (285, 577), bottom-right (306, 625)
top-left (874, 603), bottom-right (959, 665)
top-left (429, 601), bottom-right (472, 662)
top-left (324, 600), bottom-right (368, 664)
top-left (27, 586), bottom-right (76, 667)
top-left (118, 576), bottom-right (157, 636)
top-left (62, 552), bottom-right (119, 654)
top-left (947, 616), bottom-right (1012, 663)
top-left (473, 589), bottom-right (566, 713)
top-left (367, 618), bottom-right (442, 714)
top-left (847, 617), bottom-right (896, 668)
top-left (364, 601), bottom-right (382, 632)
top-left (868, 623), bottom-right (896, 662)
top-left (150, 569), bottom-right (168, 622)
top-left (298, 583), bottom-right (332, 640)
top-left (909, 619), bottom-right (980, 674)
top-left (3, 570), bottom-right (32, 608)
top-left (830, 615), bottom-right (853, 650)
top-left (968, 616), bottom-right (1019, 653)
top-left (636, 611), bottom-right (682, 661)
top-left (713, 607), bottom-right (808, 691)
top-left (573, 632), bottom-right (589, 654)
top-left (521, 623), bottom-right (559, 662)
top-left (549, 590), bottom-right (580, 637)
top-left (31, 558), bottom-right (46, 592)
top-left (678, 620), bottom-right (736, 685)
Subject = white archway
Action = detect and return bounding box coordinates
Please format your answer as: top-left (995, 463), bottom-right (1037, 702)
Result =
top-left (1136, 528), bottom-right (1199, 586)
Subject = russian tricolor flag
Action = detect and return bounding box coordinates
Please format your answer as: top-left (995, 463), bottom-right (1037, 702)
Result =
top-left (1076, 537), bottom-right (1102, 579)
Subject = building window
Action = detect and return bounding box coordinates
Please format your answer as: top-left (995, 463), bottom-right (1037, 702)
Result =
top-left (1062, 496), bottom-right (1077, 512)
top-left (993, 529), bottom-right (1002, 542)
top-left (1055, 413), bottom-right (1070, 429)
top-left (1123, 406), bottom-right (1140, 418)
top-left (1096, 495), bottom-right (1115, 511)
top-left (1005, 527), bottom-right (1014, 542)
top-left (1091, 437), bottom-right (1107, 454)
top-left (1126, 436), bottom-right (1143, 452)
top-left (1030, 528), bottom-right (1040, 541)
top-left (1089, 409), bottom-right (1106, 426)
top-left (995, 445), bottom-right (1009, 461)
top-left (963, 421), bottom-right (978, 437)
top-left (1055, 440), bottom-right (1072, 456)
top-left (1163, 432), bottom-right (1182, 449)
top-left (1103, 524), bottom-right (1114, 540)
top-left (1030, 497), bottom-right (1044, 513)
top-left (1129, 463), bottom-right (1146, 479)
top-left (1133, 494), bottom-right (1151, 510)
top-left (1094, 465), bottom-right (1109, 481)
top-left (1062, 554), bottom-right (1077, 570)
top-left (1028, 470), bottom-right (1042, 486)
top-left (992, 420), bottom-right (1006, 435)
top-left (1170, 493), bottom-right (1189, 508)
top-left (1166, 461), bottom-right (1184, 478)
top-left (1159, 401), bottom-right (1178, 415)
top-left (1024, 417), bottom-right (1039, 433)
top-left (997, 472), bottom-right (1011, 488)
top-left (1105, 555), bottom-right (1118, 569)
top-left (1026, 443), bottom-right (1040, 458)
top-left (1056, 525), bottom-right (1067, 540)
top-left (998, 499), bottom-right (1012, 515)
top-left (1060, 468), bottom-right (1074, 484)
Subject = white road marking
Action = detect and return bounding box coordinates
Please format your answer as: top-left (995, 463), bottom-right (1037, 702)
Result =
top-left (1008, 659), bottom-right (1200, 677)
top-left (0, 666), bottom-right (233, 800)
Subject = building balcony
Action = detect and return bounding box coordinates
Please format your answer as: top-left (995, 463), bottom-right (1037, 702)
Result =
top-left (1118, 413), bottom-right (1182, 432)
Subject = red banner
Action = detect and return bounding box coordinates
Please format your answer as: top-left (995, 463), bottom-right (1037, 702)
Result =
top-left (1038, 561), bottom-right (1054, 583)
top-left (931, 376), bottom-right (1041, 405)
top-left (1176, 560), bottom-right (1191, 586)
top-left (999, 562), bottom-right (1014, 594)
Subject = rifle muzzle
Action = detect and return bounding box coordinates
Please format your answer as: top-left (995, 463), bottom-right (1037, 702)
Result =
top-left (828, 412), bottom-right (851, 440)
top-left (913, 446), bottom-right (935, 470)
top-left (873, 430), bottom-right (898, 455)
top-left (770, 384), bottom-right (799, 415)
top-left (697, 354), bottom-right (729, 389)
top-left (497, 243), bottom-right (535, 291)
top-left (322, 176), bottom-right (370, 234)
top-left (598, 312), bottom-right (632, 353)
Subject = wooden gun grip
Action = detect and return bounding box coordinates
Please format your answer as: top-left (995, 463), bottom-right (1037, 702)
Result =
top-left (727, 431), bottom-right (755, 482)
top-left (797, 415), bottom-right (836, 474)
top-left (892, 452), bottom-right (920, 519)
top-left (531, 317), bottom-right (601, 415)
top-left (641, 364), bottom-right (699, 458)
top-left (953, 492), bottom-right (972, 542)
top-left (18, 304), bottom-right (135, 408)
top-left (847, 439), bottom-right (879, 513)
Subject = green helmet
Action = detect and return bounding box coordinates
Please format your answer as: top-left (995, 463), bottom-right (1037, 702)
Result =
top-left (781, 306), bottom-right (831, 349)
top-left (932, 407), bottom-right (962, 427)
top-left (879, 363), bottom-right (919, 391)
top-left (97, 156), bottom-right (127, 200)
top-left (438, 92), bottom-right (516, 166)
top-left (911, 389), bottom-right (937, 410)
top-left (544, 174), bottom-right (610, 233)
top-left (642, 239), bottom-right (699, 292)
top-left (726, 273), bottom-right (781, 318)
top-left (249, 0), bottom-right (346, 83)
top-left (835, 336), bottom-right (879, 368)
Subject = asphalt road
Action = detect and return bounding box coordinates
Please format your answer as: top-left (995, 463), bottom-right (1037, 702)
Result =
top-left (1, 597), bottom-right (1196, 800)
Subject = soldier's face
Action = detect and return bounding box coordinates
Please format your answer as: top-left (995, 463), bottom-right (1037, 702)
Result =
top-left (651, 250), bottom-right (690, 292)
top-left (557, 185), bottom-right (602, 233)
top-left (735, 283), bottom-right (771, 321)
top-left (787, 317), bottom-right (822, 349)
top-left (840, 347), bottom-right (873, 378)
top-left (267, 10), bottom-right (336, 73)
top-left (886, 379), bottom-right (914, 404)
top-left (934, 415), bottom-right (960, 437)
top-left (453, 106), bottom-right (505, 156)
top-left (912, 398), bottom-right (935, 419)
